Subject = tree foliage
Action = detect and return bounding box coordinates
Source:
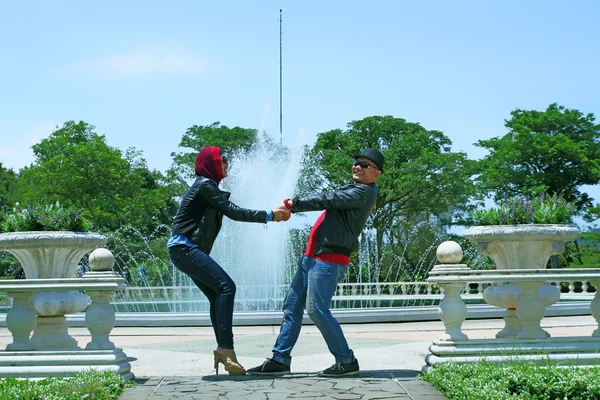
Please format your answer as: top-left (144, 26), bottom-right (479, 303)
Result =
top-left (168, 122), bottom-right (258, 184)
top-left (303, 116), bottom-right (476, 250)
top-left (475, 103), bottom-right (600, 211)
top-left (0, 163), bottom-right (18, 232)
top-left (15, 121), bottom-right (177, 235)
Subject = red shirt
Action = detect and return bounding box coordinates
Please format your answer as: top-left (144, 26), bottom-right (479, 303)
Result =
top-left (304, 211), bottom-right (350, 266)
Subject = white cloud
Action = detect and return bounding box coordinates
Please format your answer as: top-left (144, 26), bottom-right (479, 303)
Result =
top-left (54, 45), bottom-right (208, 78)
top-left (0, 122), bottom-right (56, 171)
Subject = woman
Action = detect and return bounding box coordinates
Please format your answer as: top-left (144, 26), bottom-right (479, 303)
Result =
top-left (167, 146), bottom-right (287, 375)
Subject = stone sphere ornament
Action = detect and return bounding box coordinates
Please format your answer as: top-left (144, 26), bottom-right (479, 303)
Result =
top-left (89, 248), bottom-right (116, 272)
top-left (436, 241), bottom-right (464, 264)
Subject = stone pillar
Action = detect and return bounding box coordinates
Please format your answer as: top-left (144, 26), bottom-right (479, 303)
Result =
top-left (431, 241), bottom-right (470, 340)
top-left (483, 283), bottom-right (560, 338)
top-left (516, 281), bottom-right (546, 339)
top-left (483, 284), bottom-right (522, 338)
top-left (84, 248), bottom-right (124, 350)
top-left (85, 291), bottom-right (116, 350)
top-left (5, 292), bottom-right (36, 351)
top-left (590, 280), bottom-right (600, 337)
top-left (30, 291), bottom-right (89, 350)
top-left (438, 283), bottom-right (468, 340)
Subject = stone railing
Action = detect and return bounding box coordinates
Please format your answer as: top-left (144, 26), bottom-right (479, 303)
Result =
top-left (425, 240), bottom-right (600, 370)
top-left (0, 278), bottom-right (124, 351)
top-left (0, 248), bottom-right (133, 379)
top-left (110, 280), bottom-right (595, 305)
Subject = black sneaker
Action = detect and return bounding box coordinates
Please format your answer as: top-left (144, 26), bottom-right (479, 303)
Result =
top-left (318, 359), bottom-right (360, 377)
top-left (247, 358), bottom-right (290, 376)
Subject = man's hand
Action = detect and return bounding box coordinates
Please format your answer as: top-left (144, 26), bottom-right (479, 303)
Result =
top-left (272, 207), bottom-right (291, 222)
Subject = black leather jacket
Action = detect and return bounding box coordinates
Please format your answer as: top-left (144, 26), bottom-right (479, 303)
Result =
top-left (171, 177), bottom-right (267, 254)
top-left (292, 182), bottom-right (378, 256)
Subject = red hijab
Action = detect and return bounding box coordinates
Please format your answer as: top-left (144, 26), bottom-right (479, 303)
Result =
top-left (195, 146), bottom-right (225, 185)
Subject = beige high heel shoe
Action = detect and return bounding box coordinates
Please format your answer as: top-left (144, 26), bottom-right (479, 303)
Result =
top-left (213, 350), bottom-right (246, 375)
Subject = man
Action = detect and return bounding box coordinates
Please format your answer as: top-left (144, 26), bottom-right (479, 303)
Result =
top-left (247, 148), bottom-right (384, 377)
top-left (121, 265), bottom-right (131, 286)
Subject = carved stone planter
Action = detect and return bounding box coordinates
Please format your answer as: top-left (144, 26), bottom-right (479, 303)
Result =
top-left (0, 231), bottom-right (106, 279)
top-left (464, 224), bottom-right (580, 339)
top-left (0, 231), bottom-right (106, 350)
top-left (463, 225), bottom-right (580, 270)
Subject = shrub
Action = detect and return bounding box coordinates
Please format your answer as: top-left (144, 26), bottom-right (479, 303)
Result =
top-left (1, 202), bottom-right (92, 232)
top-left (472, 193), bottom-right (576, 225)
top-left (424, 360), bottom-right (600, 400)
top-left (0, 370), bottom-right (133, 400)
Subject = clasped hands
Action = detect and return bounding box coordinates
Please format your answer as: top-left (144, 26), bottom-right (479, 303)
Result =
top-left (271, 199), bottom-right (292, 222)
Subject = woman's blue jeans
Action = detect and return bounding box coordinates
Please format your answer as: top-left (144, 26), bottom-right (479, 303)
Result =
top-left (169, 245), bottom-right (236, 349)
top-left (272, 256), bottom-right (354, 365)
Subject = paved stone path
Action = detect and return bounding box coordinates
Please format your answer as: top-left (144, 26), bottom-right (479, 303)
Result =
top-left (119, 373), bottom-right (447, 399)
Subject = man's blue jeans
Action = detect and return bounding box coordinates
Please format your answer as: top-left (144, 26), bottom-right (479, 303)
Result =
top-left (272, 256), bottom-right (354, 366)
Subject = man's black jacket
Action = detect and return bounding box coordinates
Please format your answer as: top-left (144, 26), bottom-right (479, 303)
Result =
top-left (171, 177), bottom-right (267, 254)
top-left (292, 182), bottom-right (378, 256)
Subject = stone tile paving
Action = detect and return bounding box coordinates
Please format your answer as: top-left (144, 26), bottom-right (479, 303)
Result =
top-left (118, 372), bottom-right (447, 400)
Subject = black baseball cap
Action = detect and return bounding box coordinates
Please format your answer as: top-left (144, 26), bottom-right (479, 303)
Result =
top-left (354, 148), bottom-right (385, 173)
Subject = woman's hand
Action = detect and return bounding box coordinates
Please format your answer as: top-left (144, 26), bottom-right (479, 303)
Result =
top-left (272, 206), bottom-right (291, 222)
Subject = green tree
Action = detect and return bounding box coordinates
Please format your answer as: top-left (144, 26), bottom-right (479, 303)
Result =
top-left (168, 122), bottom-right (258, 184)
top-left (0, 162), bottom-right (18, 220)
top-left (300, 115), bottom-right (477, 281)
top-left (475, 103), bottom-right (600, 211)
top-left (16, 121), bottom-right (177, 235)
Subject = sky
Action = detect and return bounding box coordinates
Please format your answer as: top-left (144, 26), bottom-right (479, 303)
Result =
top-left (1, 1), bottom-right (600, 207)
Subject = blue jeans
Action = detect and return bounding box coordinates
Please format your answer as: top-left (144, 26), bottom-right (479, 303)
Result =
top-left (272, 256), bottom-right (354, 365)
top-left (169, 245), bottom-right (236, 349)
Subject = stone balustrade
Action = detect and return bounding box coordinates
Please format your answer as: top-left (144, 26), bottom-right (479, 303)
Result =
top-left (110, 279), bottom-right (595, 308)
top-left (0, 248), bottom-right (133, 380)
top-left (425, 240), bottom-right (600, 370)
top-left (0, 279), bottom-right (124, 351)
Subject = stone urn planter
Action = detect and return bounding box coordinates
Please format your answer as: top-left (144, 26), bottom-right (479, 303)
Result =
top-left (463, 224), bottom-right (581, 338)
top-left (463, 225), bottom-right (581, 270)
top-left (0, 231), bottom-right (106, 349)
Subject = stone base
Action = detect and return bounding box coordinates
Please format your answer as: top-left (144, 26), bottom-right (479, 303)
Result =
top-left (424, 336), bottom-right (600, 372)
top-left (0, 348), bottom-right (133, 380)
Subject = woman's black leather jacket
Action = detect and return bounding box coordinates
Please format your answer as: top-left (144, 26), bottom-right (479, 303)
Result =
top-left (292, 182), bottom-right (378, 256)
top-left (171, 177), bottom-right (267, 254)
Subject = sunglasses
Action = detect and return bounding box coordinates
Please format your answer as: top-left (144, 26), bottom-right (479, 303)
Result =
top-left (221, 154), bottom-right (229, 163)
top-left (353, 159), bottom-right (378, 170)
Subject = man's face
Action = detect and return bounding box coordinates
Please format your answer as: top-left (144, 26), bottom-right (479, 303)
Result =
top-left (352, 157), bottom-right (381, 183)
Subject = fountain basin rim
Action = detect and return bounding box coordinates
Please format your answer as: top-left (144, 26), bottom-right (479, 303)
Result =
top-left (463, 224), bottom-right (580, 242)
top-left (0, 231), bottom-right (106, 249)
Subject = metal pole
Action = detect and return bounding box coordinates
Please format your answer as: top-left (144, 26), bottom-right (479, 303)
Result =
top-left (279, 9), bottom-right (283, 146)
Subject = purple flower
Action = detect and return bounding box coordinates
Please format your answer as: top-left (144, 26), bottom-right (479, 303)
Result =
top-left (38, 215), bottom-right (45, 221)
top-left (541, 193), bottom-right (546, 202)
